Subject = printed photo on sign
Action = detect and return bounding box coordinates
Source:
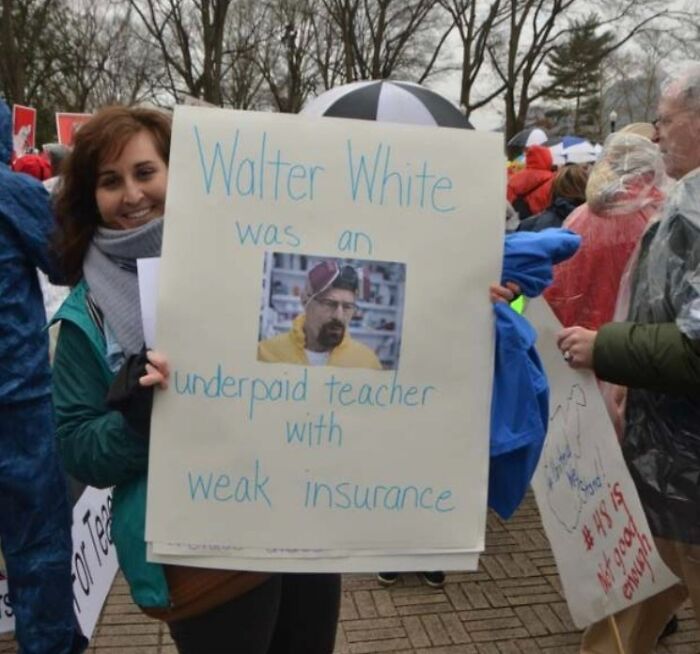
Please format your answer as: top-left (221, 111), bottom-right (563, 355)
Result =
top-left (258, 253), bottom-right (406, 371)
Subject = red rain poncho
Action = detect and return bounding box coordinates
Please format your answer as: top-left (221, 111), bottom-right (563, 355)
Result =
top-left (544, 133), bottom-right (668, 330)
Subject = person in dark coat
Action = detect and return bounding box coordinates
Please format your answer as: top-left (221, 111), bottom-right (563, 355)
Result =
top-left (517, 164), bottom-right (588, 232)
top-left (0, 98), bottom-right (86, 653)
top-left (556, 63), bottom-right (700, 654)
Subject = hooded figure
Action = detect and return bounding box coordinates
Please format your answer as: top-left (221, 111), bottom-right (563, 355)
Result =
top-left (0, 99), bottom-right (86, 653)
top-left (12, 152), bottom-right (53, 181)
top-left (506, 145), bottom-right (556, 219)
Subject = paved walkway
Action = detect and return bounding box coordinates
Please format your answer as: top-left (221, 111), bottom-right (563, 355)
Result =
top-left (2, 494), bottom-right (698, 653)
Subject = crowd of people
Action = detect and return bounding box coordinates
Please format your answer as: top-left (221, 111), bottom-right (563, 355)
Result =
top-left (0, 60), bottom-right (699, 654)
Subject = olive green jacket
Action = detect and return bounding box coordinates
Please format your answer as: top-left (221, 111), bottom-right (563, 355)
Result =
top-left (594, 321), bottom-right (700, 394)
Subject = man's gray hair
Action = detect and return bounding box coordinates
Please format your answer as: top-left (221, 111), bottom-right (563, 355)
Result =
top-left (661, 62), bottom-right (700, 112)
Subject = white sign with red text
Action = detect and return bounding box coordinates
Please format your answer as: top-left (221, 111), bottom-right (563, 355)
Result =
top-left (0, 575), bottom-right (11, 634)
top-left (0, 487), bottom-right (117, 638)
top-left (528, 298), bottom-right (678, 628)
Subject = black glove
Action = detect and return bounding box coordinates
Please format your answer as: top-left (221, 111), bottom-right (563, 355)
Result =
top-left (106, 347), bottom-right (154, 439)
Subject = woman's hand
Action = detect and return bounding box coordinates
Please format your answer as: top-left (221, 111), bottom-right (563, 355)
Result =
top-left (139, 350), bottom-right (170, 390)
top-left (557, 326), bottom-right (597, 369)
top-left (489, 281), bottom-right (521, 304)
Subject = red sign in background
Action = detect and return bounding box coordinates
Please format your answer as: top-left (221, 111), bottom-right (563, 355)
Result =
top-left (55, 112), bottom-right (93, 147)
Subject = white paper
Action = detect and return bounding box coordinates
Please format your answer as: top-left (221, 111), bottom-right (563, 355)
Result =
top-left (528, 298), bottom-right (678, 629)
top-left (146, 106), bottom-right (505, 570)
top-left (147, 542), bottom-right (480, 573)
top-left (137, 257), bottom-right (160, 349)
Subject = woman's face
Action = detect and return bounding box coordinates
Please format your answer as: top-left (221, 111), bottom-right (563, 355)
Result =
top-left (95, 130), bottom-right (168, 230)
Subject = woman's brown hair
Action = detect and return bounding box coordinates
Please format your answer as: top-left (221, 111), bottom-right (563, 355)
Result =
top-left (54, 106), bottom-right (172, 285)
top-left (551, 164), bottom-right (589, 204)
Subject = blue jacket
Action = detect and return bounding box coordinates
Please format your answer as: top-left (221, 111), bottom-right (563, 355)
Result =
top-left (0, 99), bottom-right (60, 403)
top-left (489, 229), bottom-right (581, 518)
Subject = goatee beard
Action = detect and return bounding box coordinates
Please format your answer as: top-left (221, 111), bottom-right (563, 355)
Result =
top-left (317, 319), bottom-right (345, 349)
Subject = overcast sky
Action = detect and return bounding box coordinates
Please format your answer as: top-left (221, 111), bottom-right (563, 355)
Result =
top-left (426, 2), bottom-right (695, 132)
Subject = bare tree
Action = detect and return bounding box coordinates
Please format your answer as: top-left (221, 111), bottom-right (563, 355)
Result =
top-left (308, 2), bottom-right (345, 91)
top-left (486, 0), bottom-right (668, 139)
top-left (218, 0), bottom-right (267, 108)
top-left (43, 1), bottom-right (162, 111)
top-left (603, 33), bottom-right (668, 126)
top-left (0, 0), bottom-right (65, 106)
top-left (436, 0), bottom-right (508, 121)
top-left (253, 0), bottom-right (325, 112)
top-left (127, 0), bottom-right (234, 104)
top-left (321, 0), bottom-right (441, 82)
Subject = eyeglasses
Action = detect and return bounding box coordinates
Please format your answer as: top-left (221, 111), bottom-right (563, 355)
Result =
top-left (652, 109), bottom-right (691, 130)
top-left (314, 298), bottom-right (357, 314)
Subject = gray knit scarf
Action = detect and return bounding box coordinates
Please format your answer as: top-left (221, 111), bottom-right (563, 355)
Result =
top-left (83, 218), bottom-right (163, 355)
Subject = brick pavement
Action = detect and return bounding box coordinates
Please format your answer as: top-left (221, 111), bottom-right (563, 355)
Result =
top-left (2, 494), bottom-right (699, 653)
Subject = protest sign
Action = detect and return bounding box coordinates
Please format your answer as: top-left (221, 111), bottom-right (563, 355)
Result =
top-left (55, 112), bottom-right (92, 147)
top-left (0, 574), bottom-right (10, 634)
top-left (528, 298), bottom-right (677, 628)
top-left (146, 106), bottom-right (504, 571)
top-left (0, 487), bottom-right (118, 638)
top-left (12, 105), bottom-right (36, 157)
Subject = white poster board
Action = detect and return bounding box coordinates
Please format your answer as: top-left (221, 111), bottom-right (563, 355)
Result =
top-left (137, 257), bottom-right (160, 348)
top-left (0, 576), bottom-right (11, 634)
top-left (528, 298), bottom-right (677, 628)
top-left (0, 487), bottom-right (118, 638)
top-left (146, 106), bottom-right (505, 571)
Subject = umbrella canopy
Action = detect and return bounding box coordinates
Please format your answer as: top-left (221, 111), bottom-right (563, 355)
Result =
top-left (561, 135), bottom-right (586, 148)
top-left (563, 140), bottom-right (598, 164)
top-left (548, 138), bottom-right (599, 166)
top-left (507, 127), bottom-right (548, 148)
top-left (549, 143), bottom-right (566, 167)
top-left (301, 80), bottom-right (473, 129)
top-left (545, 135), bottom-right (586, 148)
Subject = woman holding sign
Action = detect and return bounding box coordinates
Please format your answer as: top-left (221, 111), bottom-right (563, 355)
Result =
top-left (51, 106), bottom-right (340, 653)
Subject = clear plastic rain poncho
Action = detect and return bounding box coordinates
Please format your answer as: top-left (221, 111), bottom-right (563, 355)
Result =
top-left (544, 132), bottom-right (668, 330)
top-left (614, 74), bottom-right (700, 545)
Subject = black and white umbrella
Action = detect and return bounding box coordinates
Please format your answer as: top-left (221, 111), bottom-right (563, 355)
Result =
top-left (301, 80), bottom-right (473, 129)
top-left (507, 127), bottom-right (548, 148)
